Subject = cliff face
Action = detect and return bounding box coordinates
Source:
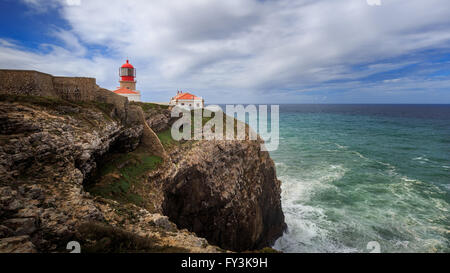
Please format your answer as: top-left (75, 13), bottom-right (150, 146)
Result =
top-left (0, 70), bottom-right (285, 253)
top-left (0, 96), bottom-right (217, 252)
top-left (162, 139), bottom-right (286, 251)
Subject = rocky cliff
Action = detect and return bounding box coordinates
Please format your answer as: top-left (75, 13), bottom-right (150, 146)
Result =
top-left (0, 70), bottom-right (285, 253)
top-left (162, 140), bottom-right (285, 251)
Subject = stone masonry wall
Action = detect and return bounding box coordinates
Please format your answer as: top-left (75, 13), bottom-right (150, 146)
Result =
top-left (0, 70), bottom-right (100, 101)
top-left (53, 76), bottom-right (97, 101)
top-left (0, 70), bottom-right (56, 97)
top-left (0, 70), bottom-right (129, 115)
top-left (0, 70), bottom-right (132, 122)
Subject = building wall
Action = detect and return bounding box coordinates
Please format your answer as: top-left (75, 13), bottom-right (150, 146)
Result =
top-left (0, 69), bottom-right (127, 106)
top-left (119, 80), bottom-right (136, 90)
top-left (170, 99), bottom-right (204, 108)
top-left (53, 76), bottom-right (98, 102)
top-left (0, 70), bottom-right (57, 97)
top-left (121, 93), bottom-right (141, 102)
top-left (0, 70), bottom-right (101, 102)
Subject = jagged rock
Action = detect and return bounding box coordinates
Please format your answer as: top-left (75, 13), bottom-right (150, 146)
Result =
top-left (142, 106), bottom-right (176, 133)
top-left (3, 218), bottom-right (37, 235)
top-left (0, 97), bottom-right (216, 252)
top-left (6, 200), bottom-right (24, 211)
top-left (0, 236), bottom-right (37, 253)
top-left (0, 225), bottom-right (13, 238)
top-left (162, 139), bottom-right (286, 251)
top-left (0, 83), bottom-right (285, 253)
top-left (152, 215), bottom-right (176, 231)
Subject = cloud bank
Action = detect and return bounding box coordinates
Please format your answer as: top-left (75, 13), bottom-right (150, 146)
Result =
top-left (1, 0), bottom-right (450, 103)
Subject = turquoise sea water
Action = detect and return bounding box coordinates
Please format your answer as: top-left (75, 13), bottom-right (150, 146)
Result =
top-left (270, 105), bottom-right (450, 253)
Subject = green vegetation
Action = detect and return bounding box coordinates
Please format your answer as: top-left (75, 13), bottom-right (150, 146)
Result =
top-left (0, 94), bottom-right (116, 121)
top-left (189, 109), bottom-right (250, 139)
top-left (156, 109), bottom-right (251, 148)
top-left (157, 129), bottom-right (175, 148)
top-left (76, 222), bottom-right (189, 253)
top-left (130, 101), bottom-right (168, 112)
top-left (0, 94), bottom-right (69, 109)
top-left (87, 147), bottom-right (162, 207)
top-left (75, 101), bottom-right (117, 121)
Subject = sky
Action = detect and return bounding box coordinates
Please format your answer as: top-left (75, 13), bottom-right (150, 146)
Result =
top-left (1, 0), bottom-right (450, 104)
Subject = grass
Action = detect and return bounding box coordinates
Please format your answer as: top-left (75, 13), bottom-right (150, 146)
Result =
top-left (130, 101), bottom-right (169, 112)
top-left (155, 108), bottom-right (254, 151)
top-left (87, 147), bottom-right (162, 207)
top-left (0, 94), bottom-right (71, 109)
top-left (157, 129), bottom-right (175, 148)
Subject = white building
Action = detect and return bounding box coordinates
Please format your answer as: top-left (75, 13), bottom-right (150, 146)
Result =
top-left (113, 87), bottom-right (141, 102)
top-left (169, 91), bottom-right (204, 108)
top-left (112, 60), bottom-right (141, 102)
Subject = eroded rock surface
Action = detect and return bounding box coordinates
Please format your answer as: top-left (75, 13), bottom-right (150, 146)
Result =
top-left (161, 140), bottom-right (286, 251)
top-left (0, 83), bottom-right (285, 253)
top-left (0, 99), bottom-right (220, 253)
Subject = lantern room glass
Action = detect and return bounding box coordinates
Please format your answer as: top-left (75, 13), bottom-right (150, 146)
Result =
top-left (120, 67), bottom-right (136, 77)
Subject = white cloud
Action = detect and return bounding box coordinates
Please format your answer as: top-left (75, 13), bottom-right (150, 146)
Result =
top-left (2, 0), bottom-right (450, 103)
top-left (50, 29), bottom-right (86, 56)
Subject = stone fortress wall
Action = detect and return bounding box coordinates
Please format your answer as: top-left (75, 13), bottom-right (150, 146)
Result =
top-left (0, 69), bottom-right (128, 112)
top-left (52, 76), bottom-right (97, 101)
top-left (0, 70), bottom-right (57, 97)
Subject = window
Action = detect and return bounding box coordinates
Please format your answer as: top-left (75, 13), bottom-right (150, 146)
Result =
top-left (181, 103), bottom-right (184, 105)
top-left (120, 67), bottom-right (136, 77)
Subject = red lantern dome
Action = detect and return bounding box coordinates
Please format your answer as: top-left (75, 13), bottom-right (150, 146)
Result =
top-left (121, 59), bottom-right (134, 69)
top-left (119, 60), bottom-right (136, 82)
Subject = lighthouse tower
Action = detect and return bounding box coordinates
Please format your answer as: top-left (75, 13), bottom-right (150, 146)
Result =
top-left (113, 60), bottom-right (141, 102)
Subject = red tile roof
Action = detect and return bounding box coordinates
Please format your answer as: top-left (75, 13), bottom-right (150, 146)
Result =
top-left (173, 92), bottom-right (201, 100)
top-left (113, 88), bottom-right (139, 94)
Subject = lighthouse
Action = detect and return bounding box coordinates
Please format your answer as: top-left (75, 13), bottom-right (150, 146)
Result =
top-left (113, 60), bottom-right (141, 102)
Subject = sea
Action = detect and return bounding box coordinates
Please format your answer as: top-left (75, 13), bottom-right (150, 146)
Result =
top-left (268, 104), bottom-right (450, 253)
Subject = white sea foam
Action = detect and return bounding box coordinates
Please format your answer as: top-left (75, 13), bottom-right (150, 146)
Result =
top-left (335, 143), bottom-right (347, 149)
top-left (393, 240), bottom-right (410, 249)
top-left (353, 151), bottom-right (368, 160)
top-left (400, 176), bottom-right (419, 183)
top-left (412, 156), bottom-right (431, 164)
top-left (273, 164), bottom-right (355, 253)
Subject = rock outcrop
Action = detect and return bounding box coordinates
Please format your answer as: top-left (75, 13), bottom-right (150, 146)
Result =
top-left (0, 69), bottom-right (285, 253)
top-left (0, 97), bottom-right (218, 252)
top-left (161, 139), bottom-right (285, 251)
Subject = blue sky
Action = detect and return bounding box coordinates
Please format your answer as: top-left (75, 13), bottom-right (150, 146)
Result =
top-left (1, 0), bottom-right (450, 103)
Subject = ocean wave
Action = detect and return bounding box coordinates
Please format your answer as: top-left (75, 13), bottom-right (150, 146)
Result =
top-left (335, 143), bottom-right (348, 149)
top-left (400, 176), bottom-right (420, 183)
top-left (274, 164), bottom-right (352, 252)
top-left (412, 156), bottom-right (431, 164)
top-left (353, 151), bottom-right (368, 160)
top-left (275, 162), bottom-right (287, 167)
top-left (413, 156), bottom-right (429, 161)
top-left (273, 200), bottom-right (357, 253)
